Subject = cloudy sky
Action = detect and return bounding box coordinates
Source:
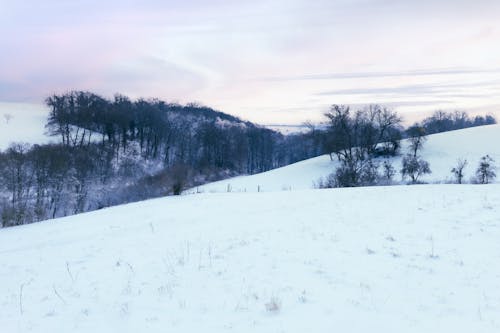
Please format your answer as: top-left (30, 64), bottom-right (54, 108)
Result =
top-left (1, 0), bottom-right (500, 124)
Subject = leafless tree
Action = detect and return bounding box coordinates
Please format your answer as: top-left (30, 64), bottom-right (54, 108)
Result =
top-left (401, 155), bottom-right (431, 184)
top-left (3, 113), bottom-right (13, 124)
top-left (451, 158), bottom-right (467, 184)
top-left (406, 125), bottom-right (427, 158)
top-left (475, 155), bottom-right (496, 184)
top-left (382, 160), bottom-right (396, 184)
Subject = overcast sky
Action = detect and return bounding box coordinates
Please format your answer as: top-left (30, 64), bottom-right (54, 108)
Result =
top-left (1, 0), bottom-right (500, 124)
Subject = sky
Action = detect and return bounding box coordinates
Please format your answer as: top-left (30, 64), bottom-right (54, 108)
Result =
top-left (1, 0), bottom-right (500, 125)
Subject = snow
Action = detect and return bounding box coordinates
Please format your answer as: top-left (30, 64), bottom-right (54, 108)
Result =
top-left (1, 184), bottom-right (500, 332)
top-left (0, 103), bottom-right (53, 151)
top-left (264, 124), bottom-right (310, 134)
top-left (1, 113), bottom-right (500, 331)
top-left (189, 124), bottom-right (500, 193)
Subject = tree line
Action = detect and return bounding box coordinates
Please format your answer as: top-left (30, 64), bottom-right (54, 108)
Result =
top-left (0, 93), bottom-right (496, 227)
top-left (316, 105), bottom-right (496, 188)
top-left (45, 91), bottom-right (287, 173)
top-left (0, 91), bottom-right (323, 227)
top-left (418, 110), bottom-right (495, 135)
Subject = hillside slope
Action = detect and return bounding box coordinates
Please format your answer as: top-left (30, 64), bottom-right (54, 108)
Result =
top-left (1, 184), bottom-right (499, 332)
top-left (189, 124), bottom-right (500, 193)
top-left (0, 103), bottom-right (52, 150)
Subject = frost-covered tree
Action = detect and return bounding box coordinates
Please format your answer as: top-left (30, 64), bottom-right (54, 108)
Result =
top-left (360, 159), bottom-right (380, 186)
top-left (475, 155), bottom-right (496, 184)
top-left (0, 143), bottom-right (34, 226)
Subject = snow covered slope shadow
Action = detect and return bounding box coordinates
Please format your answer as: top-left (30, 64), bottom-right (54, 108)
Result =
top-left (1, 185), bottom-right (499, 332)
top-left (189, 124), bottom-right (500, 193)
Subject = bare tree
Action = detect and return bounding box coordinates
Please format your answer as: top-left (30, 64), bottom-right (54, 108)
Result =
top-left (382, 160), bottom-right (396, 184)
top-left (323, 104), bottom-right (402, 187)
top-left (0, 143), bottom-right (34, 226)
top-left (370, 105), bottom-right (403, 156)
top-left (451, 158), bottom-right (467, 184)
top-left (170, 163), bottom-right (190, 195)
top-left (406, 125), bottom-right (427, 157)
top-left (401, 124), bottom-right (431, 184)
top-left (3, 113), bottom-right (13, 124)
top-left (401, 155), bottom-right (431, 184)
top-left (475, 155), bottom-right (496, 184)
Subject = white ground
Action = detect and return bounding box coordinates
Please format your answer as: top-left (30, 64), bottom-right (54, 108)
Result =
top-left (1, 117), bottom-right (499, 332)
top-left (1, 184), bottom-right (499, 332)
top-left (189, 124), bottom-right (500, 193)
top-left (0, 103), bottom-right (53, 151)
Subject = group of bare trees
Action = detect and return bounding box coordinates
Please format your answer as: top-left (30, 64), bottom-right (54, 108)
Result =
top-left (451, 155), bottom-right (497, 184)
top-left (44, 91), bottom-right (289, 173)
top-left (1, 91), bottom-right (326, 227)
top-left (420, 110), bottom-right (495, 135)
top-left (318, 104), bottom-right (403, 187)
top-left (316, 104), bottom-right (434, 187)
top-left (318, 104), bottom-right (497, 188)
top-left (1, 95), bottom-right (497, 227)
top-left (0, 143), bottom-right (111, 226)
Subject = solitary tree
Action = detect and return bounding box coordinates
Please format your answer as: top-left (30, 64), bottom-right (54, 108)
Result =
top-left (401, 124), bottom-right (431, 184)
top-left (451, 158), bottom-right (467, 184)
top-left (475, 155), bottom-right (496, 184)
top-left (406, 125), bottom-right (427, 157)
top-left (401, 155), bottom-right (431, 184)
top-left (3, 113), bottom-right (12, 124)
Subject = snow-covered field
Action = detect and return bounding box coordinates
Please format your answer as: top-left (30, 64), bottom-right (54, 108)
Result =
top-left (189, 124), bottom-right (500, 193)
top-left (1, 115), bottom-right (499, 332)
top-left (1, 184), bottom-right (499, 332)
top-left (0, 103), bottom-right (52, 150)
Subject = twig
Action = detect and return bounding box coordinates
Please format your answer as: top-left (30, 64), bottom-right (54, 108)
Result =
top-left (53, 285), bottom-right (67, 305)
top-left (19, 279), bottom-right (33, 316)
top-left (66, 261), bottom-right (75, 283)
top-left (19, 284), bottom-right (25, 315)
top-left (125, 262), bottom-right (135, 274)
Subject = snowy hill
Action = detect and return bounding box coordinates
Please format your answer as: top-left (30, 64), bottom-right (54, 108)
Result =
top-left (0, 103), bottom-right (52, 150)
top-left (1, 109), bottom-right (500, 331)
top-left (188, 124), bottom-right (500, 193)
top-left (1, 185), bottom-right (499, 332)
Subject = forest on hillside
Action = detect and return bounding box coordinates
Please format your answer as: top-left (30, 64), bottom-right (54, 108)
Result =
top-left (0, 91), bottom-right (495, 227)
